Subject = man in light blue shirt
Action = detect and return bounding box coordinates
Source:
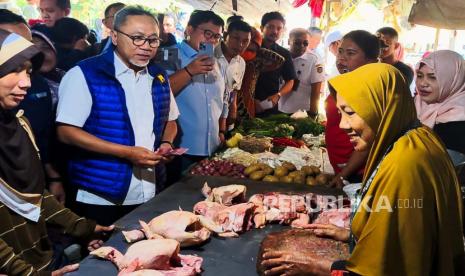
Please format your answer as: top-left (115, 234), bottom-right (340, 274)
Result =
top-left (168, 10), bottom-right (226, 171)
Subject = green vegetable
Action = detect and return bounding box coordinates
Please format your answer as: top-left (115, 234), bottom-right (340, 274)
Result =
top-left (234, 114), bottom-right (324, 139)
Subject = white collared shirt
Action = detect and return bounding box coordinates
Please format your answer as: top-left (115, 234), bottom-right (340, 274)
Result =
top-left (278, 52), bottom-right (325, 114)
top-left (215, 43), bottom-right (246, 116)
top-left (56, 52), bottom-right (179, 205)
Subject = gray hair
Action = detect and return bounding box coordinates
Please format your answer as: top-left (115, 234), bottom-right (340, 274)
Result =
top-left (113, 5), bottom-right (158, 30)
top-left (308, 27), bottom-right (323, 37)
top-left (289, 28), bottom-right (309, 39)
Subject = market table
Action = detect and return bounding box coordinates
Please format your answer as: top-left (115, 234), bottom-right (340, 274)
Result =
top-left (68, 175), bottom-right (343, 276)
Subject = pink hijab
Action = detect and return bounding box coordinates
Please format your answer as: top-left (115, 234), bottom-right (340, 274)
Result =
top-left (414, 50), bottom-right (465, 128)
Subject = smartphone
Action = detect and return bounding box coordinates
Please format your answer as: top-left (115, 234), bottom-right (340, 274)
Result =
top-left (198, 42), bottom-right (214, 58)
top-left (154, 47), bottom-right (180, 71)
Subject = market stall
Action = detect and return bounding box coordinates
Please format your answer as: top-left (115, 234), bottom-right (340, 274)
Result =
top-left (69, 175), bottom-right (347, 276)
top-left (188, 114), bottom-right (332, 183)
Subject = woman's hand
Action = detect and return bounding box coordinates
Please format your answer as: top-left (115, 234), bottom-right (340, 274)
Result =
top-left (306, 224), bottom-right (350, 242)
top-left (261, 250), bottom-right (332, 276)
top-left (87, 225), bottom-right (115, 251)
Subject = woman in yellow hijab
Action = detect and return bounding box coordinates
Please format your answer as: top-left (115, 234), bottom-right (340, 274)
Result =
top-left (261, 63), bottom-right (464, 275)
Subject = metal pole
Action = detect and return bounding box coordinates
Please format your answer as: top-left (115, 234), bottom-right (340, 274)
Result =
top-left (434, 28), bottom-right (440, 51)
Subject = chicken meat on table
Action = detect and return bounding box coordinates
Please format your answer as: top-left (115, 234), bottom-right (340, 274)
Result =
top-left (90, 239), bottom-right (203, 276)
top-left (122, 211), bottom-right (211, 247)
top-left (193, 201), bottom-right (255, 237)
top-left (201, 182), bottom-right (247, 206)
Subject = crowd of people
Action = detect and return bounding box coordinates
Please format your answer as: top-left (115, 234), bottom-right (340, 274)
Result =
top-left (0, 0), bottom-right (464, 275)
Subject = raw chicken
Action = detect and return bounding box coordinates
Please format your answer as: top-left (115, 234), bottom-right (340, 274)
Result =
top-left (193, 201), bottom-right (255, 237)
top-left (248, 194), bottom-right (266, 229)
top-left (201, 182), bottom-right (246, 206)
top-left (90, 239), bottom-right (203, 276)
top-left (122, 211), bottom-right (211, 247)
top-left (305, 193), bottom-right (349, 212)
top-left (249, 193), bottom-right (308, 226)
top-left (312, 208), bottom-right (351, 228)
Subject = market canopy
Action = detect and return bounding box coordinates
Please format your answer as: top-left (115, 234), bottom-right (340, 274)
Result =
top-left (408, 0), bottom-right (465, 30)
top-left (178, 0), bottom-right (293, 23)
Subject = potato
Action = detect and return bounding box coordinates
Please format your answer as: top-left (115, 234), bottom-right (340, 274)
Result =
top-left (281, 161), bottom-right (296, 172)
top-left (249, 170), bottom-right (266, 181)
top-left (274, 166), bottom-right (289, 177)
top-left (316, 174), bottom-right (329, 185)
top-left (263, 175), bottom-right (280, 182)
top-left (260, 164), bottom-right (274, 175)
top-left (280, 175), bottom-right (294, 183)
top-left (289, 170), bottom-right (305, 178)
top-left (301, 166), bottom-right (314, 176)
top-left (306, 176), bottom-right (318, 186)
top-left (310, 165), bottom-right (321, 175)
top-left (293, 175), bottom-right (306, 184)
top-left (244, 164), bottom-right (261, 175)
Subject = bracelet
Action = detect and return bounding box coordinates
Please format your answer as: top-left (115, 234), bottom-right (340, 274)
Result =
top-left (184, 67), bottom-right (193, 78)
top-left (277, 92), bottom-right (282, 97)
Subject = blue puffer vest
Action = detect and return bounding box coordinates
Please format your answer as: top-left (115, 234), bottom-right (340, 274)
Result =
top-left (69, 47), bottom-right (171, 203)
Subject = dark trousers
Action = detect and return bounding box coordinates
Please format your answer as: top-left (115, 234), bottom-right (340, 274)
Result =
top-left (166, 154), bottom-right (207, 185)
top-left (75, 202), bottom-right (140, 226)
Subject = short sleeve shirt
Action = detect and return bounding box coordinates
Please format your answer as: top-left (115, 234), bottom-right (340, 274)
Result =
top-left (254, 43), bottom-right (297, 101)
top-left (56, 52), bottom-right (179, 205)
top-left (279, 52), bottom-right (325, 113)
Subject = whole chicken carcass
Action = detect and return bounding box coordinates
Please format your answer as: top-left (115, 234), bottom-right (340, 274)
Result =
top-left (201, 182), bottom-right (246, 206)
top-left (122, 211), bottom-right (211, 247)
top-left (193, 201), bottom-right (255, 237)
top-left (90, 239), bottom-right (203, 276)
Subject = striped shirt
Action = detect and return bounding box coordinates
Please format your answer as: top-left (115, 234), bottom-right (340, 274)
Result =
top-left (0, 191), bottom-right (96, 275)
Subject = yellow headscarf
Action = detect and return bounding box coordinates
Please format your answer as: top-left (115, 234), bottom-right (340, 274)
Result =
top-left (329, 63), bottom-right (417, 182)
top-left (329, 63), bottom-right (464, 275)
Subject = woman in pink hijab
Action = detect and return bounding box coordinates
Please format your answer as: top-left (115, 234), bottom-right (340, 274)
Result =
top-left (415, 50), bottom-right (465, 154)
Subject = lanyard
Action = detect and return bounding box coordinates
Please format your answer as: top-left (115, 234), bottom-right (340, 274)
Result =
top-left (348, 120), bottom-right (421, 252)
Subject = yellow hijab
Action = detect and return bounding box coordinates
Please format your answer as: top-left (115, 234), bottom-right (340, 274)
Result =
top-left (329, 63), bottom-right (464, 275)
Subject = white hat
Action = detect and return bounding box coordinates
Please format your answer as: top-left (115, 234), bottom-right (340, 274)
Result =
top-left (325, 30), bottom-right (343, 48)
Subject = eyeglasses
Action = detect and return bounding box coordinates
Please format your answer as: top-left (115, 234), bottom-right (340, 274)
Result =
top-left (197, 27), bottom-right (223, 41)
top-left (115, 29), bottom-right (162, 48)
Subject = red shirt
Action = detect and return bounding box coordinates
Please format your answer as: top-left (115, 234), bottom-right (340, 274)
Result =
top-left (325, 95), bottom-right (364, 175)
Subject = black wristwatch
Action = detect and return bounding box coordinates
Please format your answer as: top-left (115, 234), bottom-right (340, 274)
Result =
top-left (160, 140), bottom-right (173, 147)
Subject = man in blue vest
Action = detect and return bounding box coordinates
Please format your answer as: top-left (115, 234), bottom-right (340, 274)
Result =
top-left (56, 6), bottom-right (179, 225)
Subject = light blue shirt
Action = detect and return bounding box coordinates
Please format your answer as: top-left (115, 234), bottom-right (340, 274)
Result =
top-left (168, 41), bottom-right (227, 156)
